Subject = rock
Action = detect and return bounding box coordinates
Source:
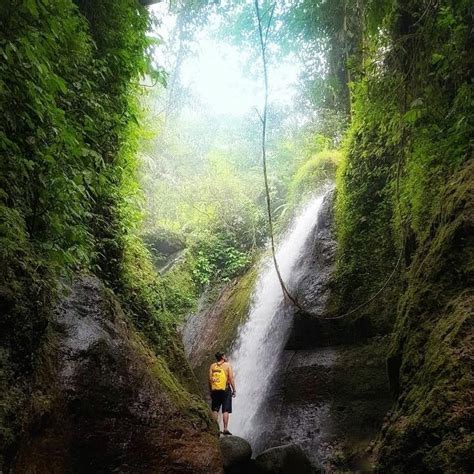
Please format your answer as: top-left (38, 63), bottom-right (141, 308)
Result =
top-left (255, 444), bottom-right (312, 474)
top-left (11, 275), bottom-right (223, 474)
top-left (219, 435), bottom-right (252, 472)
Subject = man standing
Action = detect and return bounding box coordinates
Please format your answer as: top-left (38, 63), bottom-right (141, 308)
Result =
top-left (209, 351), bottom-right (236, 435)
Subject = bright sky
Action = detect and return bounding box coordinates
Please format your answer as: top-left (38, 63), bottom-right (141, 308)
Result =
top-left (150, 3), bottom-right (301, 117)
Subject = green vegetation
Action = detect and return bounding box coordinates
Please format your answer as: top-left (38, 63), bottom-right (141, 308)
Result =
top-left (287, 150), bottom-right (340, 207)
top-left (1, 0), bottom-right (472, 471)
top-left (316, 1), bottom-right (473, 470)
top-left (331, 0), bottom-right (473, 322)
top-left (0, 0), bottom-right (195, 466)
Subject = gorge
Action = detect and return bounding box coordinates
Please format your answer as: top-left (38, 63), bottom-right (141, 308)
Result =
top-left (0, 0), bottom-right (472, 472)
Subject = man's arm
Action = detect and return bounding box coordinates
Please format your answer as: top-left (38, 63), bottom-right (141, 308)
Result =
top-left (228, 364), bottom-right (236, 395)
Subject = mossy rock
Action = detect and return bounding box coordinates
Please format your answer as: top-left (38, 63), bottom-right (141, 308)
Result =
top-left (182, 267), bottom-right (258, 390)
top-left (8, 275), bottom-right (223, 473)
top-left (374, 160), bottom-right (474, 472)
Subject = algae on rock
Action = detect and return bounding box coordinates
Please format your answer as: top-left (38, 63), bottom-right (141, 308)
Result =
top-left (375, 161), bottom-right (474, 472)
top-left (182, 267), bottom-right (258, 390)
top-left (329, 0), bottom-right (474, 469)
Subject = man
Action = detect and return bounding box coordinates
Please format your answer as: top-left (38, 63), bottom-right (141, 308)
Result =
top-left (209, 351), bottom-right (236, 435)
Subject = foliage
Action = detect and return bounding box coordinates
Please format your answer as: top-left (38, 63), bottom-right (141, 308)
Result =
top-left (139, 116), bottom-right (268, 287)
top-left (189, 233), bottom-right (252, 287)
top-left (0, 0), bottom-right (171, 466)
top-left (333, 0), bottom-right (473, 325)
top-left (287, 150), bottom-right (341, 209)
top-left (329, 0), bottom-right (473, 470)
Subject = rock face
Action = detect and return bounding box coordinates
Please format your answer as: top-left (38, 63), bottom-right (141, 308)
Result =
top-left (293, 188), bottom-right (337, 315)
top-left (181, 268), bottom-right (256, 389)
top-left (219, 435), bottom-right (252, 472)
top-left (11, 275), bottom-right (222, 473)
top-left (255, 444), bottom-right (312, 474)
top-left (286, 189), bottom-right (373, 348)
top-left (257, 340), bottom-right (392, 471)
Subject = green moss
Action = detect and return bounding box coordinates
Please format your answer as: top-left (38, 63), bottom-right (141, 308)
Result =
top-left (332, 1), bottom-right (473, 330)
top-left (330, 2), bottom-right (473, 469)
top-left (151, 355), bottom-right (214, 429)
top-left (331, 84), bottom-right (402, 329)
top-left (123, 307), bottom-right (214, 430)
top-left (288, 151), bottom-right (341, 203)
top-left (375, 161), bottom-right (473, 472)
top-left (161, 260), bottom-right (199, 318)
top-left (217, 266), bottom-right (258, 352)
top-left (0, 349), bottom-right (26, 467)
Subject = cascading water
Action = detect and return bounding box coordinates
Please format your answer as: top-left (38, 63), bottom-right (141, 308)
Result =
top-left (229, 188), bottom-right (331, 446)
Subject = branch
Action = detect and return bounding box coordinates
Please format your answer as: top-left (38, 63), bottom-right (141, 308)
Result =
top-left (254, 107), bottom-right (264, 124)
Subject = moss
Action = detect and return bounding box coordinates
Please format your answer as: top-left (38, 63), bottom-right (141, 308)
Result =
top-left (149, 354), bottom-right (215, 431)
top-left (330, 2), bottom-right (473, 468)
top-left (217, 267), bottom-right (258, 352)
top-left (288, 150), bottom-right (341, 204)
top-left (0, 348), bottom-right (27, 467)
top-left (0, 0), bottom-right (151, 465)
top-left (374, 161), bottom-right (473, 472)
top-left (280, 151), bottom-right (341, 232)
top-left (97, 280), bottom-right (213, 431)
top-left (161, 260), bottom-right (199, 318)
top-left (331, 91), bottom-right (402, 330)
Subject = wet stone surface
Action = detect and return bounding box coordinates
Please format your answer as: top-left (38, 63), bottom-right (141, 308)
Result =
top-left (253, 345), bottom-right (392, 472)
top-left (12, 275), bottom-right (223, 474)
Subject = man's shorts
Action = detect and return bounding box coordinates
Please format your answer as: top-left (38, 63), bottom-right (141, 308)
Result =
top-left (211, 387), bottom-right (232, 413)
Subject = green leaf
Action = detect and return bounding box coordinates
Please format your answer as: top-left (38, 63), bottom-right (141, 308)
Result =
top-left (431, 53), bottom-right (444, 64)
top-left (25, 0), bottom-right (39, 18)
top-left (403, 108), bottom-right (422, 124)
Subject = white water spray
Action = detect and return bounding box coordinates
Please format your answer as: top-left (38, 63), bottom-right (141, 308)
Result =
top-left (229, 190), bottom-right (329, 443)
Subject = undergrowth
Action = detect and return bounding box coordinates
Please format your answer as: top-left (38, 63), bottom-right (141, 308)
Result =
top-left (331, 0), bottom-right (473, 470)
top-left (0, 0), bottom-right (190, 466)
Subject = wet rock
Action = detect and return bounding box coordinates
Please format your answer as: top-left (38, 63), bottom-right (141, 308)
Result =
top-left (255, 444), bottom-right (313, 474)
top-left (219, 435), bottom-right (252, 472)
top-left (181, 268), bottom-right (257, 389)
top-left (292, 188), bottom-right (337, 316)
top-left (11, 275), bottom-right (223, 474)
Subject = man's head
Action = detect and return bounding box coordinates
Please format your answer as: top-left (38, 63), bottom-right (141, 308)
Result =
top-left (215, 351), bottom-right (225, 362)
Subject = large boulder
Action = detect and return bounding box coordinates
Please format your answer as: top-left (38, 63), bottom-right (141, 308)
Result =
top-left (219, 435), bottom-right (253, 472)
top-left (10, 275), bottom-right (223, 474)
top-left (255, 444), bottom-right (312, 474)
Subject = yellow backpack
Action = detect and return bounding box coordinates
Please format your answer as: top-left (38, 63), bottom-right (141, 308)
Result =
top-left (211, 362), bottom-right (227, 391)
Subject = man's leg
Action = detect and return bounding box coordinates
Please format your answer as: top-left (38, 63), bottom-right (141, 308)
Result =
top-left (212, 410), bottom-right (219, 424)
top-left (223, 412), bottom-right (229, 432)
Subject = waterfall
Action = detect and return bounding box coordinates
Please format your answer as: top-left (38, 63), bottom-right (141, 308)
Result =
top-left (229, 188), bottom-right (330, 445)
